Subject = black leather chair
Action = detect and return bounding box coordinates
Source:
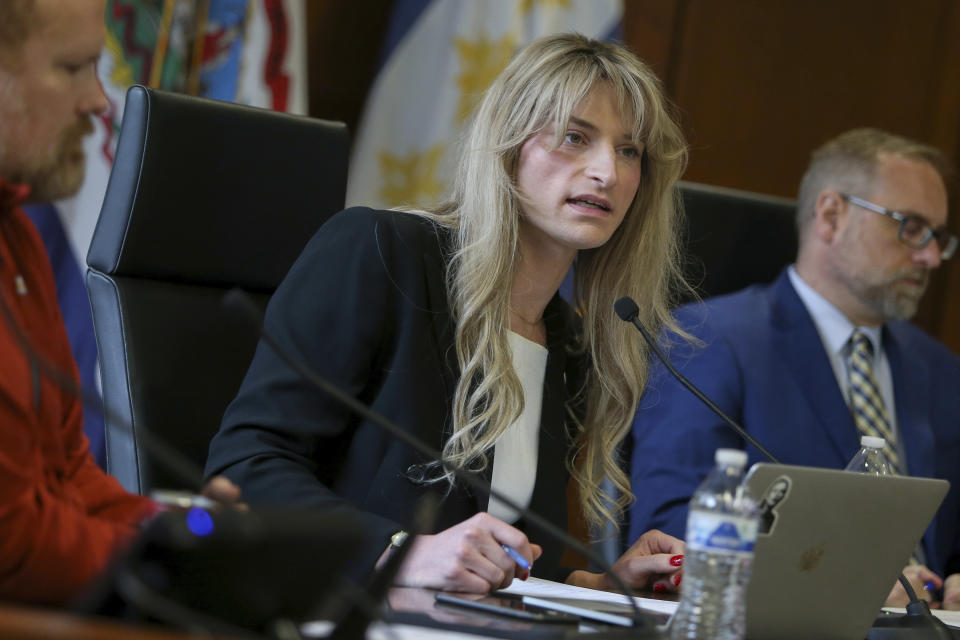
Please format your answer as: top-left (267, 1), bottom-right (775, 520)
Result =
top-left (86, 85), bottom-right (349, 495)
top-left (678, 181), bottom-right (798, 301)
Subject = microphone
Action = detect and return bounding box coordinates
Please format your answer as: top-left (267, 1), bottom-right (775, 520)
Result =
top-left (613, 296), bottom-right (780, 463)
top-left (223, 287), bottom-right (666, 637)
top-left (614, 295), bottom-right (957, 640)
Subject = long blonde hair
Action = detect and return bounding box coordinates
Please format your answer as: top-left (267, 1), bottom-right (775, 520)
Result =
top-left (412, 33), bottom-right (688, 529)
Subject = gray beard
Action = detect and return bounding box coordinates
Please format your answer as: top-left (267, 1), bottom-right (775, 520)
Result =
top-left (861, 276), bottom-right (927, 322)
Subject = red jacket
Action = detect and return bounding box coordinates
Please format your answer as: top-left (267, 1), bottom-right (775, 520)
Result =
top-left (0, 178), bottom-right (155, 605)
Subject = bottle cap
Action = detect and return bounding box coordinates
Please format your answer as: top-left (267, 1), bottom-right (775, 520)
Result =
top-left (715, 448), bottom-right (748, 467)
top-left (860, 435), bottom-right (886, 449)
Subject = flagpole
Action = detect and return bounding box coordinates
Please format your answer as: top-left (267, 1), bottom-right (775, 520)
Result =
top-left (149, 0), bottom-right (177, 88)
top-left (187, 0), bottom-right (211, 95)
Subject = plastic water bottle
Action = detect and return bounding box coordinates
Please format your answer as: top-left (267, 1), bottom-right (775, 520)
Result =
top-left (844, 435), bottom-right (892, 475)
top-left (670, 448), bottom-right (758, 640)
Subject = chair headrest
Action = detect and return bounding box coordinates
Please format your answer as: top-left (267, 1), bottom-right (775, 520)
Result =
top-left (678, 181), bottom-right (798, 299)
top-left (87, 85), bottom-right (349, 291)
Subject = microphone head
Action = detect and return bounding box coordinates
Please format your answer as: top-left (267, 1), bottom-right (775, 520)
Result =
top-left (614, 296), bottom-right (640, 322)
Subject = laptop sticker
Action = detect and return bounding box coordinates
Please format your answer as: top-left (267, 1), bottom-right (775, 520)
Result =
top-left (757, 476), bottom-right (791, 536)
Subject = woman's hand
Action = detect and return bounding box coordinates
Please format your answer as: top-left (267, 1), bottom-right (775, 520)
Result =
top-left (943, 573), bottom-right (960, 610)
top-left (567, 529), bottom-right (685, 593)
top-left (884, 564), bottom-right (942, 608)
top-left (380, 512), bottom-right (542, 592)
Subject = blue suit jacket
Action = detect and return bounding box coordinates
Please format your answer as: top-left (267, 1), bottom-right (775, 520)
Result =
top-left (630, 270), bottom-right (960, 577)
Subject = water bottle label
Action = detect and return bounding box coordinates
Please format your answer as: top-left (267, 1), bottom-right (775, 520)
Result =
top-left (686, 511), bottom-right (758, 553)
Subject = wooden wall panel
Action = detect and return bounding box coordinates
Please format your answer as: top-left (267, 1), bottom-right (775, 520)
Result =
top-left (633, 0), bottom-right (952, 194)
top-left (622, 1), bottom-right (683, 79)
top-left (927, 0), bottom-right (960, 352)
top-left (625, 0), bottom-right (960, 354)
top-left (304, 1), bottom-right (394, 134)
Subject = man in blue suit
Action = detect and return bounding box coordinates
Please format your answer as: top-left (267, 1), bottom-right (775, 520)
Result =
top-left (630, 128), bottom-right (960, 609)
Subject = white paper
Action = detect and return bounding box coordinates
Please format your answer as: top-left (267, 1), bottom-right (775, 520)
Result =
top-left (501, 576), bottom-right (679, 616)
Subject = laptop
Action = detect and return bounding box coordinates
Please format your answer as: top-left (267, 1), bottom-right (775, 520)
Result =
top-left (744, 463), bottom-right (949, 640)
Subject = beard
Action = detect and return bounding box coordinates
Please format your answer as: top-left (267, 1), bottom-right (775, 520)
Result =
top-left (859, 268), bottom-right (929, 321)
top-left (9, 115), bottom-right (94, 203)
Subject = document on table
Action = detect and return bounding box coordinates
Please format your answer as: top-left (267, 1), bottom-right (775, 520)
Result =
top-left (501, 576), bottom-right (679, 617)
top-left (302, 579), bottom-right (676, 638)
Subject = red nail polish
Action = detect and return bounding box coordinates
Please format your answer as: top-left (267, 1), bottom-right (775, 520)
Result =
top-left (673, 574), bottom-right (682, 586)
top-left (670, 555), bottom-right (684, 567)
top-left (653, 583), bottom-right (667, 592)
top-left (521, 570), bottom-right (530, 581)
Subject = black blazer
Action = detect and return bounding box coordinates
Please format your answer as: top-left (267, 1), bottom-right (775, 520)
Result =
top-left (205, 208), bottom-right (582, 578)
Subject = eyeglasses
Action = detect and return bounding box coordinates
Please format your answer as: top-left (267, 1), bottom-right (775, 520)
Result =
top-left (840, 193), bottom-right (957, 260)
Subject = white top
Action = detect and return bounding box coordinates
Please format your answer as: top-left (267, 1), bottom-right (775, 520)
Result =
top-left (487, 331), bottom-right (548, 523)
top-left (787, 266), bottom-right (904, 469)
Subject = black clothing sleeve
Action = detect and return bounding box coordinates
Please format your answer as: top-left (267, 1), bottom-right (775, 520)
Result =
top-left (206, 207), bottom-right (576, 580)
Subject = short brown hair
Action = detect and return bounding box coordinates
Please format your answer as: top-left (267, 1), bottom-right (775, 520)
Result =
top-left (0, 0), bottom-right (38, 64)
top-left (796, 127), bottom-right (954, 237)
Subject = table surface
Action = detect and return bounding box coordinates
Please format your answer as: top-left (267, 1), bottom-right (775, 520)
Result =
top-left (0, 604), bottom-right (240, 640)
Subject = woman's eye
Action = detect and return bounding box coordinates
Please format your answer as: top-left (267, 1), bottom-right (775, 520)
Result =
top-left (564, 131), bottom-right (584, 145)
top-left (619, 146), bottom-right (641, 159)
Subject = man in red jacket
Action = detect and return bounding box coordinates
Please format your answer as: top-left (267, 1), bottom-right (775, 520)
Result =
top-left (0, 0), bottom-right (239, 605)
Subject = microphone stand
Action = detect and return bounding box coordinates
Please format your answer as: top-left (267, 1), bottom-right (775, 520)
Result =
top-left (329, 494), bottom-right (436, 640)
top-left (614, 296), bottom-right (958, 640)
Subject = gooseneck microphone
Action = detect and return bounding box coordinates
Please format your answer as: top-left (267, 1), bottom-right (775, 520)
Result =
top-left (614, 295), bottom-right (957, 640)
top-left (223, 288), bottom-right (664, 636)
top-left (613, 296), bottom-right (781, 463)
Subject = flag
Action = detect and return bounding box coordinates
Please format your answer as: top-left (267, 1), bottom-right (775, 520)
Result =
top-left (25, 0), bottom-right (307, 467)
top-left (199, 0), bottom-right (308, 114)
top-left (346, 0), bottom-right (624, 210)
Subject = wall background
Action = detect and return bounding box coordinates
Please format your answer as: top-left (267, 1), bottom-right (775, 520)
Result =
top-left (304, 0), bottom-right (960, 354)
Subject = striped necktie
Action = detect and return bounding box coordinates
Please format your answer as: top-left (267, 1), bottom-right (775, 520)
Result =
top-left (848, 331), bottom-right (926, 565)
top-left (848, 330), bottom-right (902, 474)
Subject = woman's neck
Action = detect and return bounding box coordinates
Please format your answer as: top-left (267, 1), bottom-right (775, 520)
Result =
top-left (509, 236), bottom-right (575, 346)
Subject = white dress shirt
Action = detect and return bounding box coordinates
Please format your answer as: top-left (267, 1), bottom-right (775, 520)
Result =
top-left (787, 266), bottom-right (905, 470)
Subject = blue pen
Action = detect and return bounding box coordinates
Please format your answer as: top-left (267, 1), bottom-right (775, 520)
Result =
top-left (925, 581), bottom-right (938, 594)
top-left (501, 544), bottom-right (531, 570)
